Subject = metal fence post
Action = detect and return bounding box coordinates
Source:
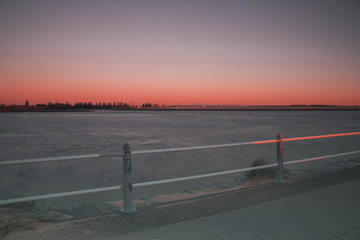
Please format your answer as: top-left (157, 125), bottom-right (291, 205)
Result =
top-left (275, 133), bottom-right (285, 183)
top-left (121, 143), bottom-right (136, 214)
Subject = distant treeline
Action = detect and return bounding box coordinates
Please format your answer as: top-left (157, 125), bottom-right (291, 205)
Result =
top-left (0, 101), bottom-right (359, 112)
top-left (0, 101), bottom-right (164, 112)
top-left (162, 106), bottom-right (360, 111)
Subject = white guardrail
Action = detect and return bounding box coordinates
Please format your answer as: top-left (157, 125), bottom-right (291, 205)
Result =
top-left (1, 132), bottom-right (360, 214)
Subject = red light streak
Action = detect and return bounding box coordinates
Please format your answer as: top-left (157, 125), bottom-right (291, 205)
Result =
top-left (283, 132), bottom-right (360, 142)
top-left (253, 140), bottom-right (278, 144)
top-left (252, 132), bottom-right (360, 145)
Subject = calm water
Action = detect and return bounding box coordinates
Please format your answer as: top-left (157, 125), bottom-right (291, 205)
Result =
top-left (1, 110), bottom-right (360, 208)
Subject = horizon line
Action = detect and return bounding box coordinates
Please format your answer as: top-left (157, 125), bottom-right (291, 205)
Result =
top-left (1, 101), bottom-right (359, 108)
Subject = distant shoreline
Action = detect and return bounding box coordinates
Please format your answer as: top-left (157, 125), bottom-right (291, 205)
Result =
top-left (2, 101), bottom-right (360, 112)
top-left (1, 106), bottom-right (360, 112)
top-left (137, 106), bottom-right (360, 111)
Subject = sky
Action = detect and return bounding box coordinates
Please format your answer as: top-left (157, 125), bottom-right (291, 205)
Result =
top-left (1, 0), bottom-right (360, 106)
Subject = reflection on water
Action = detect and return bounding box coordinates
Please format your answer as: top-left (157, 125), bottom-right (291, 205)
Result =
top-left (1, 110), bottom-right (359, 160)
top-left (0, 110), bottom-right (359, 208)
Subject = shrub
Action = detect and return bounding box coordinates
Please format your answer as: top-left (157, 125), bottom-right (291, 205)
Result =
top-left (247, 158), bottom-right (276, 179)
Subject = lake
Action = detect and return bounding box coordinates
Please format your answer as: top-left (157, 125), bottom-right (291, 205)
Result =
top-left (1, 110), bottom-right (360, 208)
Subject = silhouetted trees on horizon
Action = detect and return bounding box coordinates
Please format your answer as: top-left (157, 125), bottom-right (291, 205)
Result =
top-left (0, 101), bottom-right (167, 112)
top-left (1, 102), bottom-right (358, 112)
top-left (72, 101), bottom-right (133, 110)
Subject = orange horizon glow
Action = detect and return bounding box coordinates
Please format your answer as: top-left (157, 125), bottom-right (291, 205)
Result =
top-left (1, 88), bottom-right (360, 107)
top-left (1, 70), bottom-right (360, 106)
top-left (1, 68), bottom-right (359, 106)
top-left (2, 90), bottom-right (360, 107)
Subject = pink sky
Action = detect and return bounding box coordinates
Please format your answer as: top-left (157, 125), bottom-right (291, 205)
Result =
top-left (1, 0), bottom-right (360, 106)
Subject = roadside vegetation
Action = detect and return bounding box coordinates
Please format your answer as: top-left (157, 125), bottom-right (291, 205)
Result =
top-left (0, 201), bottom-right (70, 237)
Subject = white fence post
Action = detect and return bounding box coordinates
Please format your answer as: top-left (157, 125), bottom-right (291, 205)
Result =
top-left (121, 143), bottom-right (136, 214)
top-left (275, 133), bottom-right (285, 183)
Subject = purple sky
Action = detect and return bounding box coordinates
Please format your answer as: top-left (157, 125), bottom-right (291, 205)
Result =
top-left (1, 0), bottom-right (360, 105)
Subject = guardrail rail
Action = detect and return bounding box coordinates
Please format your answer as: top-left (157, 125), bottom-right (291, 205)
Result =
top-left (1, 132), bottom-right (360, 214)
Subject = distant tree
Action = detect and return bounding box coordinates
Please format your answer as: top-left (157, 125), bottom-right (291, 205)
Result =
top-left (88, 102), bottom-right (93, 109)
top-left (124, 102), bottom-right (130, 109)
top-left (142, 102), bottom-right (152, 108)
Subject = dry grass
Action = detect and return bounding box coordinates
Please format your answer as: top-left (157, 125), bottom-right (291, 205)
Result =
top-left (0, 201), bottom-right (72, 238)
top-left (0, 206), bottom-right (42, 238)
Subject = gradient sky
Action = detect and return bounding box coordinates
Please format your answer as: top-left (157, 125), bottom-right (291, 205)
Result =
top-left (1, 0), bottom-right (360, 106)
